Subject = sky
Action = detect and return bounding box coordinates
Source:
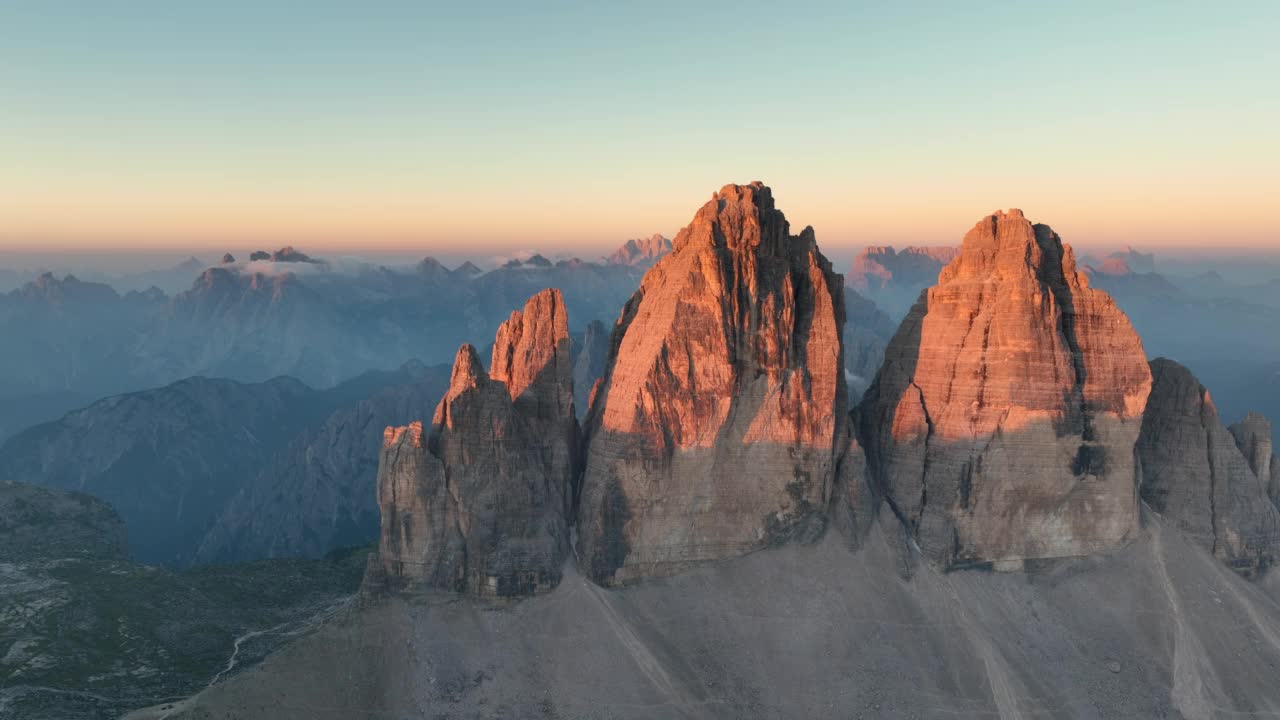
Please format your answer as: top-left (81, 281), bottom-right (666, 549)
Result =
top-left (2, 1), bottom-right (1277, 254)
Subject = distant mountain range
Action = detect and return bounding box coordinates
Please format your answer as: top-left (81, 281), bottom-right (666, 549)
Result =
top-left (0, 240), bottom-right (667, 437)
top-left (0, 362), bottom-right (452, 566)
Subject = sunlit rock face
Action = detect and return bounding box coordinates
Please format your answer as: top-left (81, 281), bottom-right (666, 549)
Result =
top-left (576, 182), bottom-right (848, 586)
top-left (1139, 360), bottom-right (1280, 576)
top-left (858, 210), bottom-right (1152, 570)
top-left (376, 289), bottom-right (574, 598)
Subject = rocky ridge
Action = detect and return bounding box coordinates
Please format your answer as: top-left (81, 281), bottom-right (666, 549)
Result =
top-left (376, 289), bottom-right (576, 597)
top-left (1138, 359), bottom-right (1280, 575)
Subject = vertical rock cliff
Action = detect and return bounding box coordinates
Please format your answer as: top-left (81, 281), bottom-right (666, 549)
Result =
top-left (1230, 412), bottom-right (1279, 506)
top-left (1139, 359), bottom-right (1280, 575)
top-left (376, 289), bottom-right (575, 597)
top-left (576, 182), bottom-right (848, 585)
top-left (858, 209), bottom-right (1152, 570)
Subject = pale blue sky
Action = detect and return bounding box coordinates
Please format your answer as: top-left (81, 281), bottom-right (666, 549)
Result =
top-left (2, 1), bottom-right (1277, 251)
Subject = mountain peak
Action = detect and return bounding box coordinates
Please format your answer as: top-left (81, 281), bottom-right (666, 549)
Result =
top-left (606, 233), bottom-right (671, 266)
top-left (859, 209), bottom-right (1152, 570)
top-left (577, 180), bottom-right (847, 584)
top-left (446, 344), bottom-right (487, 396)
top-left (376, 289), bottom-right (576, 597)
top-left (491, 288), bottom-right (571, 410)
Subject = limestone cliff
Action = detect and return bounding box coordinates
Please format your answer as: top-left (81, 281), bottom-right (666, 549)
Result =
top-left (1230, 412), bottom-right (1279, 506)
top-left (858, 209), bottom-right (1152, 570)
top-left (576, 182), bottom-right (848, 585)
top-left (376, 289), bottom-right (575, 597)
top-left (1139, 360), bottom-right (1280, 576)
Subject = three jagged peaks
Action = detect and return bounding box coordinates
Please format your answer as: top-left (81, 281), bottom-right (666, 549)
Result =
top-left (372, 187), bottom-right (1280, 600)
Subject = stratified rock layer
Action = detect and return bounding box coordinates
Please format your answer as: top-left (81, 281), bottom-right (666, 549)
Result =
top-left (376, 290), bottom-right (574, 598)
top-left (859, 209), bottom-right (1152, 570)
top-left (1139, 359), bottom-right (1280, 575)
top-left (577, 182), bottom-right (847, 585)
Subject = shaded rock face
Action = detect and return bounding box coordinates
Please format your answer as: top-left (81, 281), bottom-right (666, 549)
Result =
top-left (859, 209), bottom-right (1152, 570)
top-left (572, 319), bottom-right (609, 421)
top-left (842, 287), bottom-right (896, 402)
top-left (1139, 360), bottom-right (1280, 576)
top-left (1230, 412), bottom-right (1278, 505)
top-left (577, 182), bottom-right (848, 586)
top-left (376, 289), bottom-right (575, 598)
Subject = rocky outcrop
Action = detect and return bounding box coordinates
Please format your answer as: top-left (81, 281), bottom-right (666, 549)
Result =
top-left (1138, 360), bottom-right (1280, 575)
top-left (1230, 412), bottom-right (1278, 505)
top-left (572, 319), bottom-right (609, 420)
top-left (859, 209), bottom-right (1152, 571)
top-left (0, 480), bottom-right (126, 562)
top-left (576, 182), bottom-right (847, 585)
top-left (606, 234), bottom-right (672, 267)
top-left (376, 289), bottom-right (575, 597)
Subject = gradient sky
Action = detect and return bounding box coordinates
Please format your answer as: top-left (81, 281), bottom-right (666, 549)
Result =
top-left (2, 1), bottom-right (1277, 253)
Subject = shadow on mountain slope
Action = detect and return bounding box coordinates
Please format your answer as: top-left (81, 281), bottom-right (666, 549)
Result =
top-left (135, 509), bottom-right (1280, 720)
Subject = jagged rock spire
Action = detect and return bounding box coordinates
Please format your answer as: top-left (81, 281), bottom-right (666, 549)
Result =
top-left (1139, 360), bottom-right (1280, 576)
top-left (576, 181), bottom-right (848, 585)
top-left (376, 290), bottom-right (575, 598)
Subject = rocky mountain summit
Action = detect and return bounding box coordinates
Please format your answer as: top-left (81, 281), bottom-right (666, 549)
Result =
top-left (605, 233), bottom-right (672, 266)
top-left (1138, 359), bottom-right (1280, 575)
top-left (1231, 412), bottom-right (1279, 503)
top-left (858, 209), bottom-right (1153, 570)
top-left (376, 289), bottom-right (576, 597)
top-left (576, 182), bottom-right (848, 585)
